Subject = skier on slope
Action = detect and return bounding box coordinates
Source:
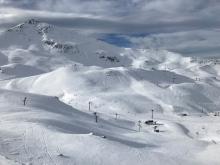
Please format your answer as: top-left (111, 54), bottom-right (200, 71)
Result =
top-left (23, 97), bottom-right (27, 106)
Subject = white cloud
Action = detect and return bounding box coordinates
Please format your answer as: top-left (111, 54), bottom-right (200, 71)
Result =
top-left (128, 29), bottom-right (220, 57)
top-left (0, 0), bottom-right (220, 56)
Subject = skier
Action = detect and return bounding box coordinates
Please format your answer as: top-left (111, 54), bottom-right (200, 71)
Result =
top-left (94, 112), bottom-right (98, 123)
top-left (23, 97), bottom-right (27, 106)
top-left (115, 113), bottom-right (119, 119)
top-left (138, 120), bottom-right (142, 132)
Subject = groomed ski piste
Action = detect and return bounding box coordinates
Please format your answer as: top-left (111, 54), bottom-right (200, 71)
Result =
top-left (0, 19), bottom-right (219, 165)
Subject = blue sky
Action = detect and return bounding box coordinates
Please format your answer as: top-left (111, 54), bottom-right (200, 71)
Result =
top-left (0, 0), bottom-right (220, 56)
top-left (99, 34), bottom-right (132, 47)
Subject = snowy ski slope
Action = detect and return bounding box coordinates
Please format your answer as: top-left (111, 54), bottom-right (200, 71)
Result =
top-left (0, 19), bottom-right (220, 165)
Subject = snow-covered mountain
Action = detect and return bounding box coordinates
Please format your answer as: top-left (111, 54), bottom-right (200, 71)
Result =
top-left (0, 19), bottom-right (220, 165)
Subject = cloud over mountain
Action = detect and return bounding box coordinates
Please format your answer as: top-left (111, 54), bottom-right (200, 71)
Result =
top-left (0, 0), bottom-right (220, 56)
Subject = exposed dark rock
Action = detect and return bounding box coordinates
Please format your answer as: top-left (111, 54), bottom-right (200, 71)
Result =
top-left (26, 19), bottom-right (40, 25)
